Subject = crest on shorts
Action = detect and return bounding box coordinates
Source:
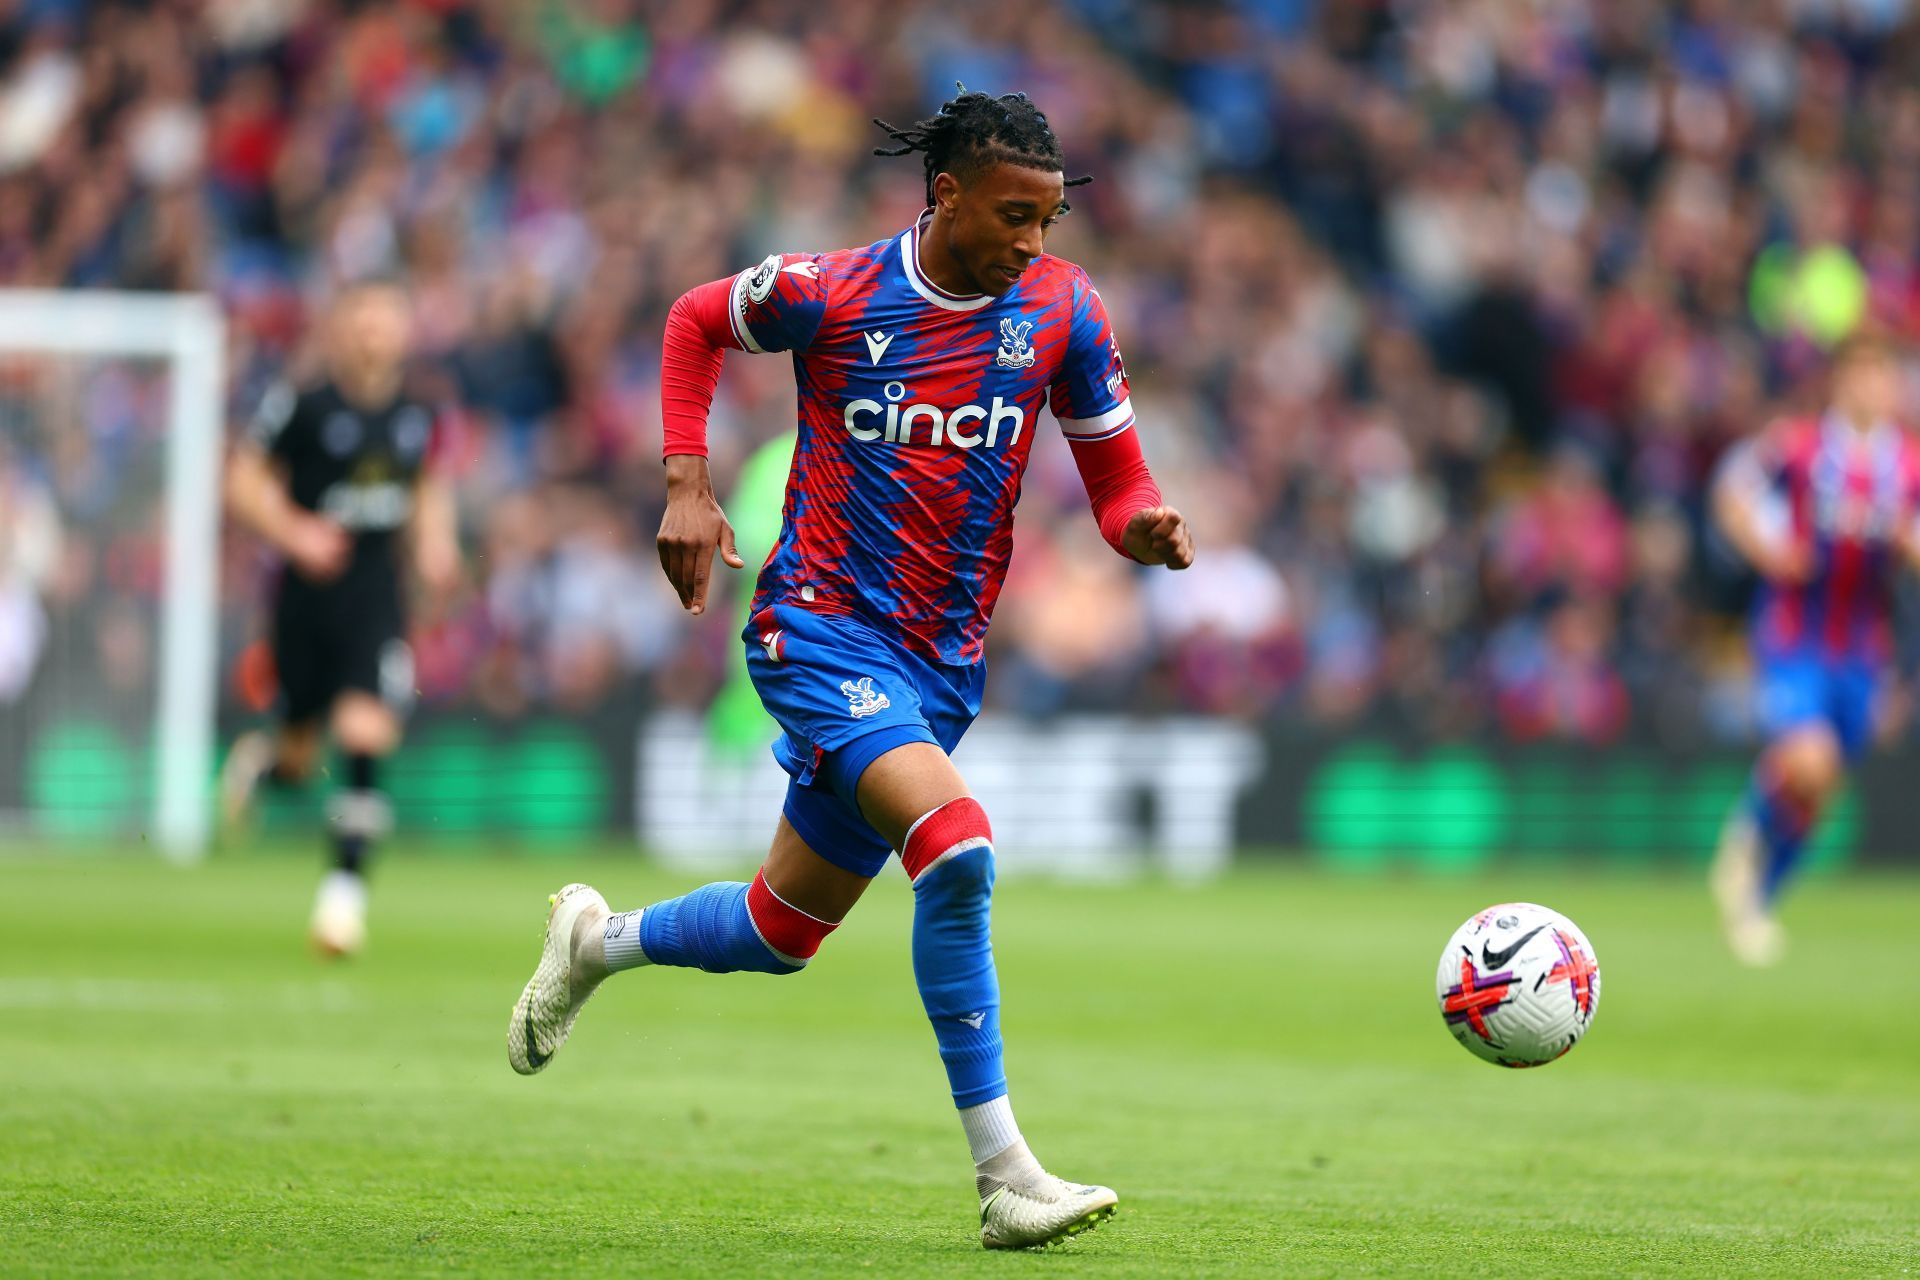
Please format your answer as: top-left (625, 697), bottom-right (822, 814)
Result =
top-left (839, 676), bottom-right (890, 719)
top-left (994, 317), bottom-right (1035, 369)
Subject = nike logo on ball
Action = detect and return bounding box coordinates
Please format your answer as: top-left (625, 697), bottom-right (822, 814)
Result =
top-left (1482, 925), bottom-right (1548, 970)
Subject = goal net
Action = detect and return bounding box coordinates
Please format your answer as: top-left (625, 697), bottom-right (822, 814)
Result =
top-left (0, 291), bottom-right (223, 859)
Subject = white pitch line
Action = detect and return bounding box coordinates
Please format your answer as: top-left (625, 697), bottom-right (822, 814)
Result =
top-left (0, 978), bottom-right (361, 1014)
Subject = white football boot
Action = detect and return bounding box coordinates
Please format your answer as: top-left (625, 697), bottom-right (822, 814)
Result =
top-left (508, 882), bottom-right (609, 1075)
top-left (979, 1173), bottom-right (1118, 1250)
top-left (1710, 809), bottom-right (1785, 968)
top-left (309, 869), bottom-right (367, 958)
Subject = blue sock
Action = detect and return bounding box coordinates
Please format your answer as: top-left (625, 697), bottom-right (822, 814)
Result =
top-left (1748, 774), bottom-right (1812, 907)
top-left (911, 844), bottom-right (1006, 1109)
top-left (636, 881), bottom-right (802, 975)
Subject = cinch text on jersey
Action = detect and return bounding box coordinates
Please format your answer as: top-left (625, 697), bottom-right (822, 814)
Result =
top-left (841, 396), bottom-right (1025, 449)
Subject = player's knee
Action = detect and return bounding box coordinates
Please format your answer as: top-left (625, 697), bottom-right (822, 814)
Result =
top-left (902, 797), bottom-right (994, 888)
top-left (338, 721), bottom-right (399, 757)
top-left (1774, 731), bottom-right (1842, 800)
top-left (744, 869), bottom-right (838, 973)
top-left (275, 751), bottom-right (319, 785)
top-left (331, 696), bottom-right (400, 756)
top-left (275, 729), bottom-right (323, 782)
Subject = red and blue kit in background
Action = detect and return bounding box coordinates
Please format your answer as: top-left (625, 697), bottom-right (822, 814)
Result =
top-left (663, 214), bottom-right (1158, 878)
top-left (1739, 416), bottom-right (1920, 760)
top-left (1726, 414), bottom-right (1920, 900)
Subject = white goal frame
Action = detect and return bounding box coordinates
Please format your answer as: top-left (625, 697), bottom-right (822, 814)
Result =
top-left (0, 290), bottom-right (224, 860)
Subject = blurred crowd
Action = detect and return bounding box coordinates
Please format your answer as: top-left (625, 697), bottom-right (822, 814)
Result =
top-left (6, 0), bottom-right (1920, 748)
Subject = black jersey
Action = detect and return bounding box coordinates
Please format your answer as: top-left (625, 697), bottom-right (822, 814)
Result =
top-left (245, 378), bottom-right (437, 584)
top-left (246, 378), bottom-right (434, 720)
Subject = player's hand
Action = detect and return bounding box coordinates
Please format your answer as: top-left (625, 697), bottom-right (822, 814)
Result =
top-left (287, 515), bottom-right (350, 583)
top-left (1754, 538), bottom-right (1813, 585)
top-left (658, 455), bottom-right (745, 615)
top-left (1122, 505), bottom-right (1194, 569)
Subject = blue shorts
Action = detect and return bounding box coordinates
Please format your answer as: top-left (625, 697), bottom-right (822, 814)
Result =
top-left (744, 603), bottom-right (985, 878)
top-left (1755, 648), bottom-right (1882, 761)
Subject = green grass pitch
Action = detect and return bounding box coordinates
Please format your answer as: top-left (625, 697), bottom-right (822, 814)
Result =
top-left (2, 848), bottom-right (1916, 1277)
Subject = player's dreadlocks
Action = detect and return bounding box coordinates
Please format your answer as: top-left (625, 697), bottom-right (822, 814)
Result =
top-left (873, 86), bottom-right (1093, 211)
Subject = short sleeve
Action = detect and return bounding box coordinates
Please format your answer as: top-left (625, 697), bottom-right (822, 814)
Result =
top-left (1715, 423), bottom-right (1799, 553)
top-left (393, 401), bottom-right (442, 474)
top-left (245, 381), bottom-right (301, 458)
top-left (729, 252), bottom-right (828, 354)
top-left (1750, 425), bottom-right (1790, 485)
top-left (1048, 276), bottom-right (1135, 442)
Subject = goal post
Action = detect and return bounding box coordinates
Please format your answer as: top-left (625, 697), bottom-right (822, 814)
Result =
top-left (0, 290), bottom-right (224, 860)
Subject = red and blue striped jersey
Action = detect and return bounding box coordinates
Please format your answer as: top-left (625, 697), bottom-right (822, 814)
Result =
top-left (1743, 415), bottom-right (1920, 661)
top-left (727, 215), bottom-right (1134, 665)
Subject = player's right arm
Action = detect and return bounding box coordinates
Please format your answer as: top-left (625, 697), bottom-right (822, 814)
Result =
top-left (1713, 424), bottom-right (1811, 584)
top-left (656, 254), bottom-right (826, 614)
top-left (1050, 272), bottom-right (1193, 570)
top-left (226, 381), bottom-right (350, 582)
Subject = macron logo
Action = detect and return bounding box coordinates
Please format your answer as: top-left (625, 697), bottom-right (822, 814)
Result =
top-left (959, 1012), bottom-right (986, 1030)
top-left (863, 330), bottom-right (894, 365)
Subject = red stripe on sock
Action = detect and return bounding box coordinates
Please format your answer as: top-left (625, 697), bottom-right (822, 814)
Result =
top-left (746, 869), bottom-right (837, 964)
top-left (901, 797), bottom-right (993, 882)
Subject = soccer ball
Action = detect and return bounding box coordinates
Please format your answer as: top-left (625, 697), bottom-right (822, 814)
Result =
top-left (1435, 902), bottom-right (1601, 1068)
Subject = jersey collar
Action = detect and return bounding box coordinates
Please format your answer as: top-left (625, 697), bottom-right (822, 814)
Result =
top-left (1821, 410), bottom-right (1899, 454)
top-left (900, 211), bottom-right (993, 312)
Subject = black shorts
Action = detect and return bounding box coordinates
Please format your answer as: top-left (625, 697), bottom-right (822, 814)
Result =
top-left (271, 573), bottom-right (413, 726)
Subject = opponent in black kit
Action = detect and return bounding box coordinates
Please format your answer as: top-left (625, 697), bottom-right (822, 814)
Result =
top-left (222, 281), bottom-right (459, 955)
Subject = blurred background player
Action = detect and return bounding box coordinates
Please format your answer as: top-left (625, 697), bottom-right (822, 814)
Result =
top-left (1710, 333), bottom-right (1920, 966)
top-left (221, 280), bottom-right (460, 955)
top-left (507, 89), bottom-right (1193, 1249)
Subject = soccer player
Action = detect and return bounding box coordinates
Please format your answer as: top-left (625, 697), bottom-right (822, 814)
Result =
top-left (222, 280), bottom-right (459, 956)
top-left (1711, 332), bottom-right (1920, 966)
top-left (507, 89), bottom-right (1192, 1248)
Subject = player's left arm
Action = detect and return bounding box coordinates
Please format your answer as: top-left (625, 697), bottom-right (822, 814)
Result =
top-left (1051, 276), bottom-right (1192, 569)
top-left (405, 404), bottom-right (461, 592)
top-left (410, 470), bottom-right (461, 592)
